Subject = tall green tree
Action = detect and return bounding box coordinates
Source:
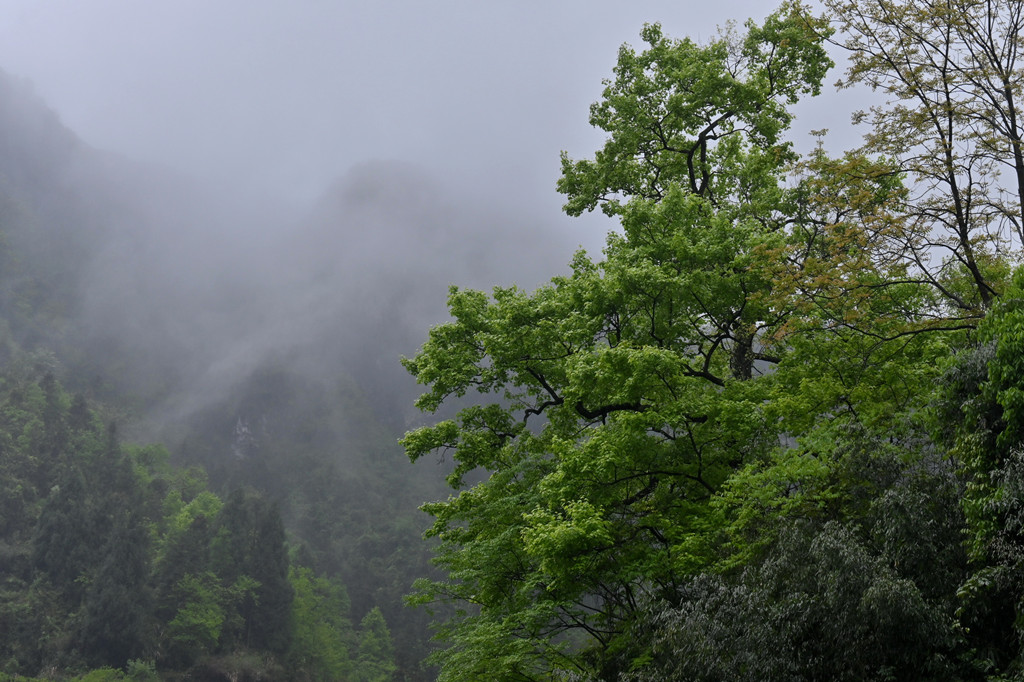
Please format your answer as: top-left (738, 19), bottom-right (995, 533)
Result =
top-left (163, 572), bottom-right (226, 667)
top-left (402, 4), bottom-right (834, 679)
top-left (286, 566), bottom-right (355, 682)
top-left (31, 463), bottom-right (96, 604)
top-left (210, 488), bottom-right (294, 654)
top-left (79, 509), bottom-right (154, 668)
top-left (355, 607), bottom-right (396, 682)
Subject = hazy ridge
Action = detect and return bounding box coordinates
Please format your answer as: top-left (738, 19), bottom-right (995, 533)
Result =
top-left (0, 65), bottom-right (581, 679)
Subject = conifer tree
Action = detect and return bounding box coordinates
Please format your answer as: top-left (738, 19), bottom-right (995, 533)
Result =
top-left (80, 510), bottom-right (154, 667)
top-left (355, 607), bottom-right (396, 682)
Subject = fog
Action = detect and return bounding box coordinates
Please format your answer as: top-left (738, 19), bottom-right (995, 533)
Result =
top-left (0, 0), bottom-right (877, 444)
top-left (0, 1), bottom-right (847, 204)
top-left (0, 3), bottom-right (877, 676)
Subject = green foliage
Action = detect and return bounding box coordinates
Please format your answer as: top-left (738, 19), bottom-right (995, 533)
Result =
top-left (0, 359), bottom-right (429, 680)
top-left (79, 510), bottom-right (153, 668)
top-left (625, 522), bottom-right (959, 682)
top-left (355, 607), bottom-right (397, 682)
top-left (287, 566), bottom-right (354, 681)
top-left (402, 2), bottom-right (1022, 679)
top-left (75, 668), bottom-right (127, 682)
top-left (124, 659), bottom-right (159, 682)
top-left (59, 660), bottom-right (157, 682)
top-left (979, 268), bottom-right (1024, 455)
top-left (164, 572), bottom-right (225, 662)
top-left (597, 411), bottom-right (968, 680)
top-left (558, 2), bottom-right (832, 218)
top-left (402, 5), bottom-right (846, 678)
top-left (939, 267), bottom-right (1024, 675)
top-left (171, 362), bottom-right (441, 678)
top-left (31, 463), bottom-right (95, 601)
top-left (210, 488), bottom-right (294, 654)
top-left (0, 367), bottom-right (358, 680)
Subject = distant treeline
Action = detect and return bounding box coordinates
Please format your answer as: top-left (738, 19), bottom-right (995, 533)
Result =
top-left (0, 363), bottom-right (399, 680)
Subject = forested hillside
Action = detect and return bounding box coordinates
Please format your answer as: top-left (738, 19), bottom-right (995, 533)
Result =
top-left (401, 1), bottom-right (1024, 680)
top-left (0, 71), bottom-right (435, 680)
top-left (0, 364), bottom-right (408, 679)
top-left (0, 64), bottom-right (575, 680)
top-left (10, 0), bottom-right (1024, 680)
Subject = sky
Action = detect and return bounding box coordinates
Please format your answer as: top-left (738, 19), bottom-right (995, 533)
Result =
top-left (0, 0), bottom-right (861, 237)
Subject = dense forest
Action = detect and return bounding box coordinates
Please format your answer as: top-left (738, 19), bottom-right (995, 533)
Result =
top-left (400, 1), bottom-right (1024, 680)
top-left (6, 0), bottom-right (1024, 680)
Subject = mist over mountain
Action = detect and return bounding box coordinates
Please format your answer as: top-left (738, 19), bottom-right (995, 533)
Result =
top-left (0, 63), bottom-right (579, 424)
top-left (0, 63), bottom-right (585, 679)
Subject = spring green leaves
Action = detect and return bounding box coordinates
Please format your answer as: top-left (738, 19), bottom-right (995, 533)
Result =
top-left (403, 1), bottom-right (1024, 679)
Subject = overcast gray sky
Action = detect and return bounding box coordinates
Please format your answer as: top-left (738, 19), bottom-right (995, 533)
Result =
top-left (0, 1), bottom-right (856, 228)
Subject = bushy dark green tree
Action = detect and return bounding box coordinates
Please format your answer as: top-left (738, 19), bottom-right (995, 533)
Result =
top-left (940, 267), bottom-right (1024, 675)
top-left (622, 426), bottom-right (970, 681)
top-left (625, 523), bottom-right (957, 682)
top-left (355, 607), bottom-right (397, 682)
top-left (287, 566), bottom-right (355, 681)
top-left (79, 510), bottom-right (154, 668)
top-left (31, 463), bottom-right (96, 604)
top-left (210, 488), bottom-right (294, 654)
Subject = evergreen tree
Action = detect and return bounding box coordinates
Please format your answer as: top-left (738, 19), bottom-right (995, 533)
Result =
top-left (249, 500), bottom-right (293, 654)
top-left (287, 566), bottom-right (355, 681)
top-left (355, 607), bottom-right (396, 682)
top-left (210, 488), bottom-right (293, 653)
top-left (31, 463), bottom-right (95, 604)
top-left (79, 510), bottom-right (154, 668)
